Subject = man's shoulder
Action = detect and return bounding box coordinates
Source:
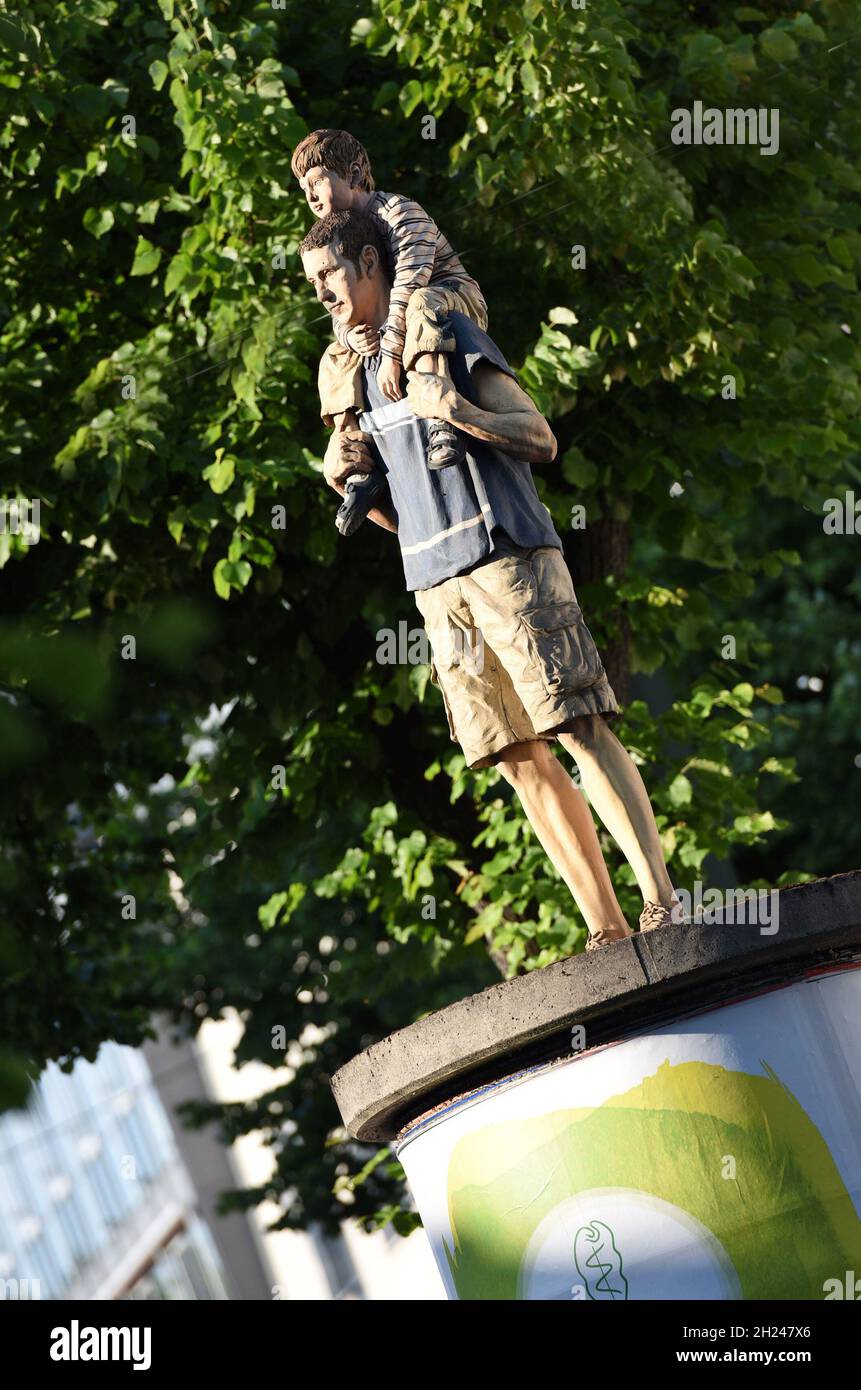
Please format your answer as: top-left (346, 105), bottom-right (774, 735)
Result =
top-left (448, 313), bottom-right (516, 378)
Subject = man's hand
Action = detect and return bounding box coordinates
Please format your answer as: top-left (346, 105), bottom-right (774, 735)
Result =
top-left (323, 427), bottom-right (375, 495)
top-left (376, 355), bottom-right (404, 403)
top-left (406, 370), bottom-right (458, 422)
top-left (346, 323), bottom-right (380, 356)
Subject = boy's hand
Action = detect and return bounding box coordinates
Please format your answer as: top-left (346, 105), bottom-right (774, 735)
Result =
top-left (406, 370), bottom-right (458, 422)
top-left (376, 355), bottom-right (404, 403)
top-left (347, 323), bottom-right (380, 356)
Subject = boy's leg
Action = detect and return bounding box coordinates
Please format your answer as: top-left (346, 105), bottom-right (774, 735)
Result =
top-left (403, 288), bottom-right (476, 468)
top-left (556, 717), bottom-right (678, 914)
top-left (495, 739), bottom-right (632, 944)
top-left (412, 343), bottom-right (463, 468)
top-left (413, 349), bottom-right (450, 378)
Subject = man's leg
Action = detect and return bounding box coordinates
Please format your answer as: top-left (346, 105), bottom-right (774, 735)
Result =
top-left (557, 716), bottom-right (676, 911)
top-left (495, 738), bottom-right (632, 942)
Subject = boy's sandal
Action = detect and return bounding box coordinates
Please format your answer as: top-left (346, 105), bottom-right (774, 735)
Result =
top-left (426, 417), bottom-right (466, 469)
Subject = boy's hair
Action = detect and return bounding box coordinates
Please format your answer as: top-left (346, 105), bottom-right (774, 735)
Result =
top-left (298, 210), bottom-right (392, 279)
top-left (290, 129), bottom-right (375, 192)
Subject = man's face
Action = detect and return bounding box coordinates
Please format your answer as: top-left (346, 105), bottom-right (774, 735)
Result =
top-left (302, 242), bottom-right (376, 329)
top-left (297, 164), bottom-right (355, 218)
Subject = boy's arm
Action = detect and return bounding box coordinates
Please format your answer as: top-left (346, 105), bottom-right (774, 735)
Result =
top-left (377, 195), bottom-right (439, 362)
top-left (331, 315), bottom-right (360, 354)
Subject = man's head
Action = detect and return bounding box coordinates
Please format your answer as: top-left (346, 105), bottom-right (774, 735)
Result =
top-left (299, 210), bottom-right (391, 331)
top-left (291, 129), bottom-right (374, 219)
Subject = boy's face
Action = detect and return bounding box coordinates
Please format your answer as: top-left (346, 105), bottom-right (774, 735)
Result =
top-left (301, 242), bottom-right (379, 329)
top-left (298, 164), bottom-right (355, 218)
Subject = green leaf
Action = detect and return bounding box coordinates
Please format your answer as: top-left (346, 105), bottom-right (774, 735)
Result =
top-left (202, 450), bottom-right (235, 494)
top-left (149, 59), bottom-right (169, 91)
top-left (548, 307), bottom-right (579, 326)
top-left (164, 253), bottom-right (191, 296)
top-left (213, 558), bottom-right (252, 598)
top-left (520, 61), bottom-right (540, 97)
top-left (668, 774), bottom-right (693, 807)
top-left (373, 80), bottom-right (400, 111)
top-left (760, 28), bottom-right (798, 63)
top-left (129, 236), bottom-right (162, 276)
top-left (83, 207), bottom-right (115, 239)
top-left (400, 80), bottom-right (423, 117)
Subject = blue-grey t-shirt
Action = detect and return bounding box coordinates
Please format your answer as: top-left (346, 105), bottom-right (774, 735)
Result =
top-left (357, 312), bottom-right (563, 591)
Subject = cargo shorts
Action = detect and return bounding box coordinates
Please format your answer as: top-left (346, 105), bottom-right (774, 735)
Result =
top-left (414, 536), bottom-right (620, 769)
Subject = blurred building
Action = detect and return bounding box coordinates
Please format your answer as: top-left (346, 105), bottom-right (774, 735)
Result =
top-left (0, 1021), bottom-right (443, 1300)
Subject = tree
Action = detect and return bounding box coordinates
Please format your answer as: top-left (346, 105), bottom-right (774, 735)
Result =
top-left (0, 0), bottom-right (857, 1231)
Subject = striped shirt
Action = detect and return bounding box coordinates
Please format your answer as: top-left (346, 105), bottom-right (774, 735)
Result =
top-left (357, 314), bottom-right (562, 591)
top-left (332, 190), bottom-right (485, 363)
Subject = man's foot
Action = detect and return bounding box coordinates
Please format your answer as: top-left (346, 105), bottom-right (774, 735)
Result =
top-left (426, 417), bottom-right (466, 469)
top-left (585, 925), bottom-right (634, 952)
top-left (638, 899), bottom-right (684, 934)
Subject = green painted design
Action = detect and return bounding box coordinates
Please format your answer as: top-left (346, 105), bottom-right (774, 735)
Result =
top-left (573, 1221), bottom-right (628, 1300)
top-left (442, 1059), bottom-right (861, 1300)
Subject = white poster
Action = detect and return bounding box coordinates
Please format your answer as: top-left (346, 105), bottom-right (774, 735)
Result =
top-left (397, 965), bottom-right (861, 1300)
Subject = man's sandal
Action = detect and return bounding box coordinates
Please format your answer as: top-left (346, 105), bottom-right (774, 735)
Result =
top-left (585, 926), bottom-right (634, 952)
top-left (638, 899), bottom-right (685, 933)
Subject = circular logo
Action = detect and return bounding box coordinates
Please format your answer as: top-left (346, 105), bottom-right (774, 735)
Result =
top-left (518, 1188), bottom-right (742, 1301)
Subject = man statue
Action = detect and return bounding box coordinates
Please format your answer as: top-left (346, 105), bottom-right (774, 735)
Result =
top-left (299, 209), bottom-right (681, 951)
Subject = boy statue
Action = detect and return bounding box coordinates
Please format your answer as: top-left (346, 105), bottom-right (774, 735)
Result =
top-left (292, 128), bottom-right (488, 478)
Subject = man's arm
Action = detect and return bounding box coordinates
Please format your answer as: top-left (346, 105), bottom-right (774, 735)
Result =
top-left (405, 362), bottom-right (557, 464)
top-left (322, 415), bottom-right (398, 534)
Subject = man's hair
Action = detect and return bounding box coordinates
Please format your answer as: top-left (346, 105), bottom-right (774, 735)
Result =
top-left (298, 209), bottom-right (391, 279)
top-left (290, 129), bottom-right (375, 192)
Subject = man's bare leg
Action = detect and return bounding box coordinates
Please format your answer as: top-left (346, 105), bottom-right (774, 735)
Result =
top-left (495, 739), bottom-right (631, 941)
top-left (557, 716), bottom-right (676, 910)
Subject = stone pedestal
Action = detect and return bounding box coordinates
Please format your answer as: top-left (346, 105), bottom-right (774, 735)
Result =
top-left (332, 873), bottom-right (861, 1300)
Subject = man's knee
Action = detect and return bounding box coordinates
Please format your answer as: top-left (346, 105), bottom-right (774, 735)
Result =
top-left (560, 713), bottom-right (610, 756)
top-left (495, 739), bottom-right (555, 788)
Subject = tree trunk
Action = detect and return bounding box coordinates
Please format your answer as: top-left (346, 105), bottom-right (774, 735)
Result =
top-left (569, 516), bottom-right (631, 704)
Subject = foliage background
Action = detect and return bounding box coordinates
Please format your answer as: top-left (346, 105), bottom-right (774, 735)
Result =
top-left (1, 0), bottom-right (859, 1234)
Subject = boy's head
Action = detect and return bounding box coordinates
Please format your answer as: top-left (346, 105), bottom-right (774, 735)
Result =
top-left (291, 129), bottom-right (374, 219)
top-left (299, 210), bottom-right (391, 331)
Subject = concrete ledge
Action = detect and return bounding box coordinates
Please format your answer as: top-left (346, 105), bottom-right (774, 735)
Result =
top-left (331, 871), bottom-right (861, 1141)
